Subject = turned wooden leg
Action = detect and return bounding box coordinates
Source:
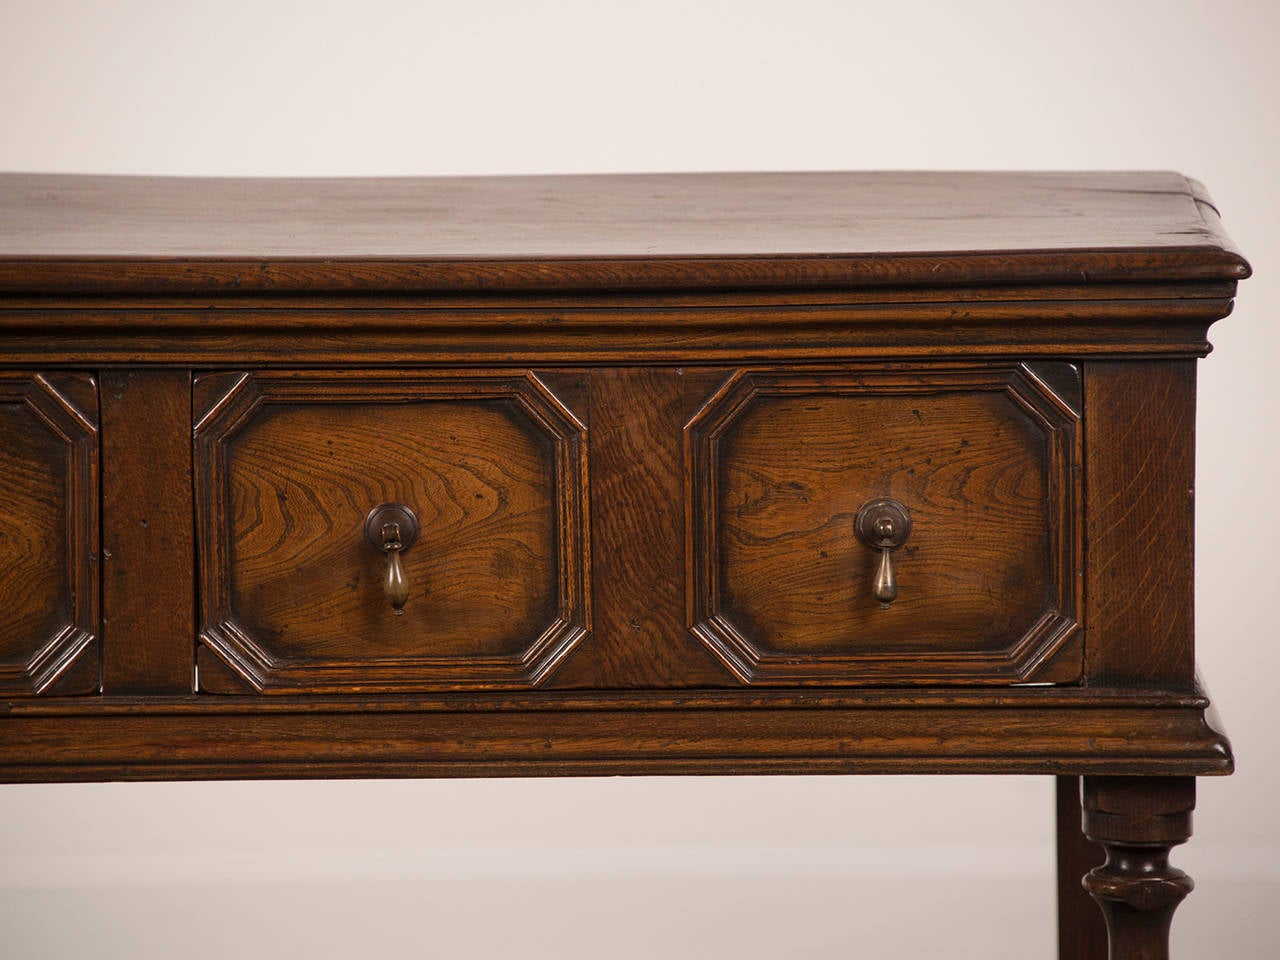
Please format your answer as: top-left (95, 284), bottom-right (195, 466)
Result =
top-left (1057, 776), bottom-right (1108, 959)
top-left (1081, 777), bottom-right (1195, 960)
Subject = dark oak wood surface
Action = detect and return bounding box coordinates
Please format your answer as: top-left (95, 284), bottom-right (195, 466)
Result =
top-left (0, 686), bottom-right (1232, 781)
top-left (0, 372), bottom-right (98, 695)
top-left (0, 171), bottom-right (1248, 293)
top-left (0, 296), bottom-right (1239, 368)
top-left (1083, 777), bottom-right (1197, 960)
top-left (100, 370), bottom-right (194, 694)
top-left (550, 367), bottom-right (731, 688)
top-left (1058, 776), bottom-right (1110, 960)
top-left (193, 371), bottom-right (588, 694)
top-left (687, 363), bottom-right (1081, 685)
top-left (0, 171), bottom-right (1250, 960)
top-left (1084, 362), bottom-right (1197, 690)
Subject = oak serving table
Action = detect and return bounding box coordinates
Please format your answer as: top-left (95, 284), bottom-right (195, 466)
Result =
top-left (0, 171), bottom-right (1249, 959)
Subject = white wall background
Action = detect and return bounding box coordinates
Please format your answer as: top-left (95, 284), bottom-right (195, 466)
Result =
top-left (1, 2), bottom-right (1276, 957)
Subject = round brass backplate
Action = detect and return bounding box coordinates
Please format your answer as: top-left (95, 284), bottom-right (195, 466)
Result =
top-left (364, 502), bottom-right (420, 553)
top-left (854, 498), bottom-right (912, 550)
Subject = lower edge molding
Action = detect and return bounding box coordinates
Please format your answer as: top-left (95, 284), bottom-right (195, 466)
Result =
top-left (0, 702), bottom-right (1231, 782)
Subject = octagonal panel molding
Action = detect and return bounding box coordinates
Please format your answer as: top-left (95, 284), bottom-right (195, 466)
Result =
top-left (194, 370), bottom-right (589, 694)
top-left (0, 373), bottom-right (99, 695)
top-left (685, 363), bottom-right (1082, 685)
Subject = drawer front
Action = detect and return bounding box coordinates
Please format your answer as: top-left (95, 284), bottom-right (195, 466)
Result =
top-left (686, 363), bottom-right (1082, 685)
top-left (194, 371), bottom-right (588, 694)
top-left (0, 373), bottom-right (99, 695)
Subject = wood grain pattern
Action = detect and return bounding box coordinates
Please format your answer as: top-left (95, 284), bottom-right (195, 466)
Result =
top-left (688, 364), bottom-right (1081, 684)
top-left (1057, 775), bottom-right (1109, 960)
top-left (0, 373), bottom-right (98, 695)
top-left (1084, 362), bottom-right (1197, 689)
top-left (0, 682), bottom-right (1225, 713)
top-left (0, 279), bottom-right (1242, 311)
top-left (1083, 777), bottom-right (1196, 960)
top-left (0, 172), bottom-right (1248, 294)
top-left (100, 370), bottom-right (194, 694)
top-left (0, 694), bottom-right (1231, 783)
top-left (0, 172), bottom-right (1250, 957)
top-left (194, 370), bottom-right (588, 693)
top-left (550, 368), bottom-right (730, 688)
top-left (0, 294), bottom-right (1236, 369)
top-left (0, 322), bottom-right (1231, 372)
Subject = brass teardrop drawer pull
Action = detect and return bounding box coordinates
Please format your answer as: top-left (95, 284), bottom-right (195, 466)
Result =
top-left (364, 503), bottom-right (420, 615)
top-left (854, 498), bottom-right (912, 605)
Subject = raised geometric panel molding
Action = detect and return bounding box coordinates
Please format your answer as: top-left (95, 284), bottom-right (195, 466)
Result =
top-left (194, 370), bottom-right (589, 693)
top-left (0, 372), bottom-right (99, 695)
top-left (686, 363), bottom-right (1081, 685)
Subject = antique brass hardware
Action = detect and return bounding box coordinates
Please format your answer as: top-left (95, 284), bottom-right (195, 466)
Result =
top-left (854, 498), bottom-right (912, 605)
top-left (364, 503), bottom-right (420, 614)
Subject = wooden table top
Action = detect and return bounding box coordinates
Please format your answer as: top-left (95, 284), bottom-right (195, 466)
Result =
top-left (0, 171), bottom-right (1250, 294)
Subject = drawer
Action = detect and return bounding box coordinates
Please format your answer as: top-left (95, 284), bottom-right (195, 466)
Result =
top-left (686, 363), bottom-right (1082, 685)
top-left (194, 370), bottom-right (589, 694)
top-left (0, 373), bottom-right (99, 695)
